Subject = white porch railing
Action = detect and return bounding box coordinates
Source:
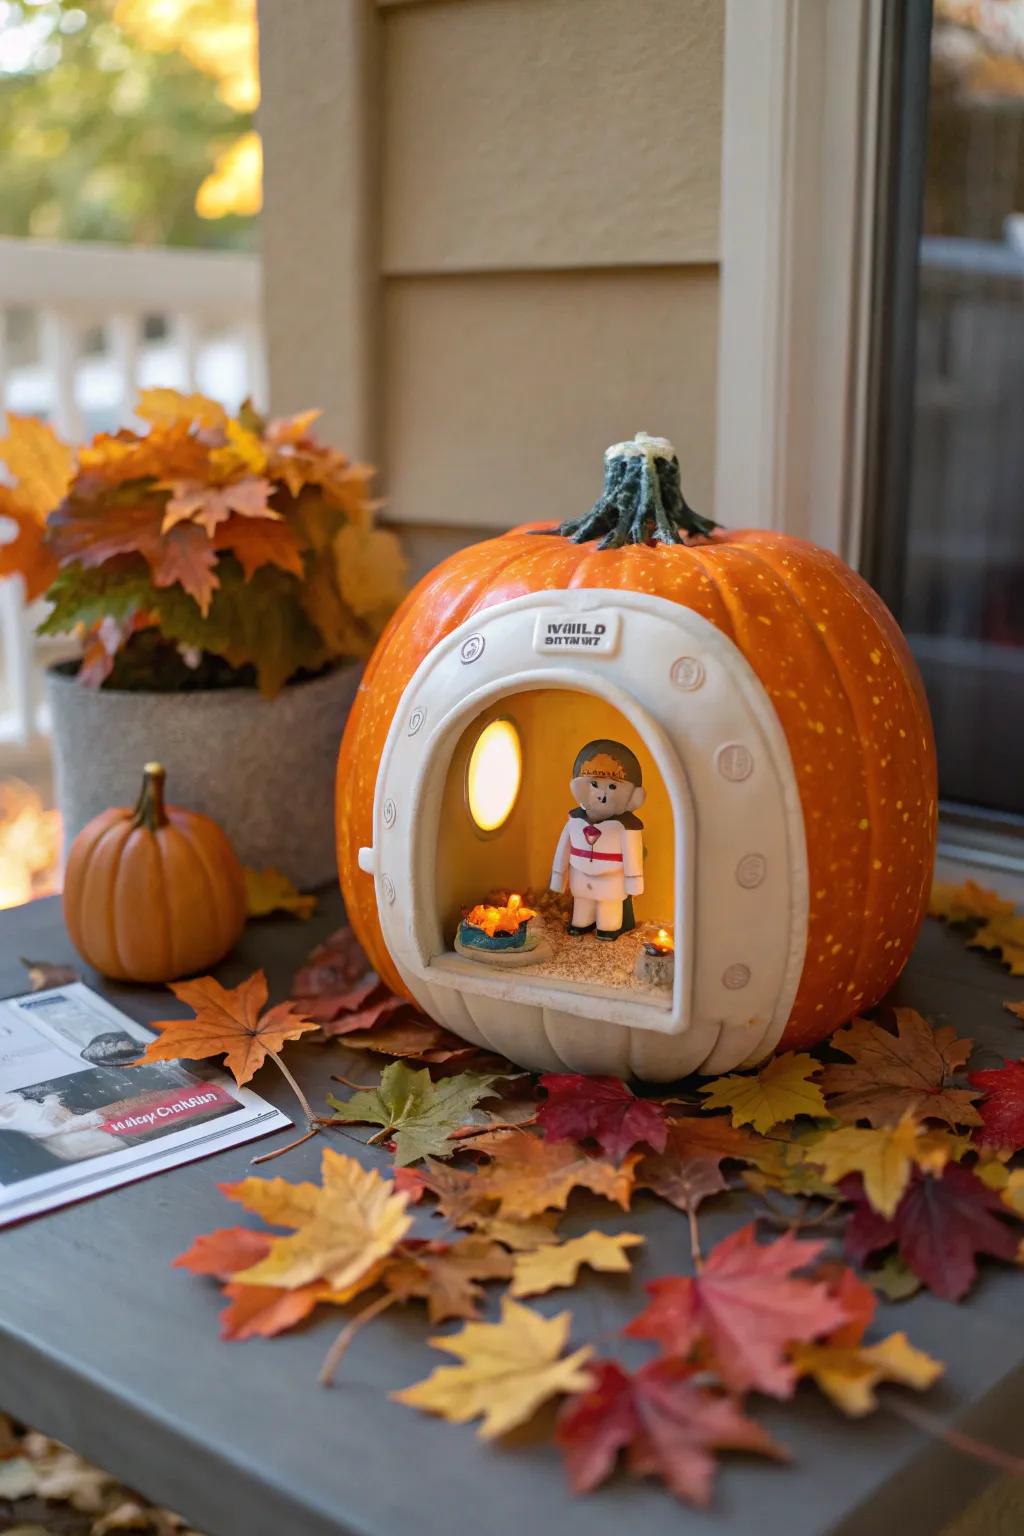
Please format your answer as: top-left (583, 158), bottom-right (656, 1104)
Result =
top-left (0, 237), bottom-right (264, 753)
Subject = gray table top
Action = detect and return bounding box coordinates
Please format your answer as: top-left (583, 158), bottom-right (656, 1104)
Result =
top-left (2, 889), bottom-right (1024, 1536)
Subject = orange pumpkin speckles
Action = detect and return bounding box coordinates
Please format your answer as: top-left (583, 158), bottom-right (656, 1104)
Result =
top-left (336, 451), bottom-right (936, 1055)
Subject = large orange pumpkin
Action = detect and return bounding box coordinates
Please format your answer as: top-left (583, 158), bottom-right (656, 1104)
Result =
top-left (337, 434), bottom-right (936, 1066)
top-left (64, 762), bottom-right (246, 982)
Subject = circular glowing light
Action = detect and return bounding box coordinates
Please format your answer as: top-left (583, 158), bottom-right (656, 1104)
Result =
top-left (466, 718), bottom-right (522, 833)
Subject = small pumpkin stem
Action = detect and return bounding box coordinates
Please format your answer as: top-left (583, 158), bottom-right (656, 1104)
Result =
top-left (551, 431), bottom-right (717, 549)
top-left (133, 762), bottom-right (169, 832)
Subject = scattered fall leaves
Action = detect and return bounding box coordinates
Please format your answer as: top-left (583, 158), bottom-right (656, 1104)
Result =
top-left (19, 956), bottom-right (80, 992)
top-left (471, 1128), bottom-right (639, 1218)
top-left (326, 1062), bottom-right (506, 1165)
top-left (510, 1232), bottom-right (644, 1298)
top-left (135, 971), bottom-right (317, 1088)
top-left (930, 877), bottom-right (1024, 975)
top-left (556, 1358), bottom-right (787, 1506)
top-left (166, 911), bottom-right (1024, 1510)
top-left (243, 865), bottom-right (317, 921)
top-left (227, 1147), bottom-right (411, 1293)
top-left (699, 1051), bottom-right (826, 1133)
top-left (625, 1227), bottom-right (848, 1398)
top-left (968, 1059), bottom-right (1024, 1151)
top-left (843, 1162), bottom-right (1020, 1300)
top-left (537, 1072), bottom-right (668, 1160)
top-left (393, 1299), bottom-right (594, 1440)
top-left (819, 1010), bottom-right (980, 1128)
top-left (804, 1113), bottom-right (958, 1218)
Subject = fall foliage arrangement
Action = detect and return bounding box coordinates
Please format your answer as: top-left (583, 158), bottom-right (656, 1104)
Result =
top-left (132, 877), bottom-right (1024, 1511)
top-left (0, 394), bottom-right (406, 695)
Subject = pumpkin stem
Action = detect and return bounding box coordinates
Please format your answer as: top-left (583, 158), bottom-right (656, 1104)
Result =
top-left (133, 762), bottom-right (169, 832)
top-left (550, 431), bottom-right (717, 549)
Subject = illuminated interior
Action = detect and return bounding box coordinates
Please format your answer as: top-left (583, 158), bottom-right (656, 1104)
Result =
top-left (466, 718), bottom-right (522, 832)
top-left (435, 688), bottom-right (676, 991)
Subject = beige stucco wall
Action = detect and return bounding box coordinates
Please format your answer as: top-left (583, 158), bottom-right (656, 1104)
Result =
top-left (259, 0), bottom-right (724, 577)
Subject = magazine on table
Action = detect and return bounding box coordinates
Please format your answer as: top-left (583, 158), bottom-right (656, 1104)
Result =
top-left (0, 981), bottom-right (290, 1226)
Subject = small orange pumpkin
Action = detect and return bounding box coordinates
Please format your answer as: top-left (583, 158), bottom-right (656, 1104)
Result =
top-left (63, 762), bottom-right (246, 982)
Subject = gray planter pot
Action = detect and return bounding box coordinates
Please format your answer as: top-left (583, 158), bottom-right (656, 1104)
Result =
top-left (47, 663), bottom-right (362, 889)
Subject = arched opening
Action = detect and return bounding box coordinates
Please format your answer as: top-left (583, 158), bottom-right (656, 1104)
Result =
top-left (434, 687), bottom-right (677, 1001)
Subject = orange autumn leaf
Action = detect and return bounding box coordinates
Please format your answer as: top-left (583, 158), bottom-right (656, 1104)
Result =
top-left (0, 413), bottom-right (74, 516)
top-left (173, 1223), bottom-right (335, 1341)
top-left (136, 969), bottom-right (317, 1086)
top-left (471, 1128), bottom-right (639, 1219)
top-left (0, 415), bottom-right (73, 599)
top-left (229, 1147), bottom-right (412, 1292)
top-left (163, 475), bottom-right (276, 536)
top-left (0, 484), bottom-right (58, 600)
top-left (218, 1279), bottom-right (328, 1341)
top-left (77, 422), bottom-right (210, 486)
top-left (212, 512), bottom-right (304, 581)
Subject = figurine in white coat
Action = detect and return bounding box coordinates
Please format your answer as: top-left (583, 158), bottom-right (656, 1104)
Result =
top-left (550, 739), bottom-right (645, 940)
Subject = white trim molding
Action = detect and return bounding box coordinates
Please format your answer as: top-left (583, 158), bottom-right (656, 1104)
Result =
top-left (715, 0), bottom-right (884, 562)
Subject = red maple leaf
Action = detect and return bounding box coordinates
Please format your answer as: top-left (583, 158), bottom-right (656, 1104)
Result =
top-left (290, 925), bottom-right (379, 1021)
top-left (624, 1225), bottom-right (848, 1397)
top-left (842, 1163), bottom-right (1020, 1301)
top-left (968, 1059), bottom-right (1024, 1151)
top-left (538, 1073), bottom-right (669, 1161)
top-left (556, 1357), bottom-right (786, 1506)
top-left (173, 1226), bottom-right (270, 1280)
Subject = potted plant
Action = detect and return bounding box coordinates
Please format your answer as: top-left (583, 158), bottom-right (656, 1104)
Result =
top-left (0, 391), bottom-right (406, 886)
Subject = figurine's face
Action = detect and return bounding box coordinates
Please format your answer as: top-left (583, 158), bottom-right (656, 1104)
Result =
top-left (571, 773), bottom-right (632, 822)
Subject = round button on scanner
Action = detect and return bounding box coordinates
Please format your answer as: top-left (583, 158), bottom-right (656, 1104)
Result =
top-left (671, 655), bottom-right (705, 691)
top-left (382, 798), bottom-right (397, 828)
top-left (722, 963), bottom-right (751, 990)
top-left (735, 853), bottom-right (766, 889)
top-left (460, 634), bottom-right (485, 665)
top-left (716, 742), bottom-right (754, 782)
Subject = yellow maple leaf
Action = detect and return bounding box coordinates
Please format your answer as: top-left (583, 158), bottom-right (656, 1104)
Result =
top-left (791, 1332), bottom-right (943, 1416)
top-left (699, 1052), bottom-right (827, 1134)
top-left (929, 879), bottom-right (1016, 925)
top-left (0, 484), bottom-right (58, 601)
top-left (224, 1173), bottom-right (321, 1229)
top-left (0, 413), bottom-right (74, 518)
top-left (393, 1297), bottom-right (594, 1439)
top-left (244, 866), bottom-right (317, 920)
top-left (209, 416), bottom-right (268, 479)
top-left (806, 1115), bottom-right (957, 1217)
top-left (136, 388), bottom-right (228, 430)
top-left (976, 1159), bottom-right (1024, 1217)
top-left (232, 1147), bottom-right (412, 1292)
top-left (509, 1231), bottom-right (643, 1298)
top-left (334, 524), bottom-right (408, 622)
top-left (969, 913), bottom-right (1024, 976)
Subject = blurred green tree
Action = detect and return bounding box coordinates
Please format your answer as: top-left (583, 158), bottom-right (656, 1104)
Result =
top-left (0, 0), bottom-right (258, 249)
